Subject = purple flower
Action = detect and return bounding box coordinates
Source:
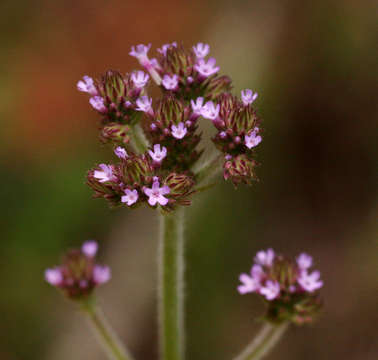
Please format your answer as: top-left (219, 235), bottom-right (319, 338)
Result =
top-left (255, 248), bottom-right (275, 267)
top-left (297, 270), bottom-right (323, 293)
top-left (131, 70), bottom-right (149, 88)
top-left (45, 268), bottom-right (63, 286)
top-left (148, 144), bottom-right (167, 162)
top-left (129, 44), bottom-right (151, 66)
top-left (162, 74), bottom-right (179, 90)
top-left (260, 280), bottom-right (280, 300)
top-left (121, 189), bottom-right (138, 206)
top-left (297, 253), bottom-right (313, 270)
top-left (89, 96), bottom-right (107, 113)
top-left (93, 164), bottom-right (115, 183)
top-left (241, 89), bottom-right (258, 106)
top-left (144, 180), bottom-right (170, 206)
top-left (157, 42), bottom-right (177, 56)
top-left (191, 97), bottom-right (205, 115)
top-left (136, 96), bottom-right (153, 115)
top-left (77, 75), bottom-right (98, 96)
top-left (245, 129), bottom-right (262, 149)
top-left (238, 273), bottom-right (259, 294)
top-left (82, 240), bottom-right (98, 257)
top-left (194, 57), bottom-right (220, 78)
top-left (201, 101), bottom-right (220, 120)
top-left (171, 122), bottom-right (187, 139)
top-left (93, 265), bottom-right (111, 285)
top-left (114, 146), bottom-right (128, 160)
top-left (193, 42), bottom-right (210, 59)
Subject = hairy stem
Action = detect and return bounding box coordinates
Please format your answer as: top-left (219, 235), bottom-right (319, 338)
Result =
top-left (194, 154), bottom-right (223, 188)
top-left (130, 124), bottom-right (149, 153)
top-left (234, 322), bottom-right (289, 360)
top-left (81, 297), bottom-right (134, 360)
top-left (158, 209), bottom-right (185, 360)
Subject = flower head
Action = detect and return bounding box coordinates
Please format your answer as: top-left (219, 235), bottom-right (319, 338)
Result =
top-left (194, 57), bottom-right (220, 78)
top-left (201, 101), bottom-right (220, 120)
top-left (148, 144), bottom-right (167, 163)
top-left (245, 129), bottom-right (262, 149)
top-left (193, 43), bottom-right (210, 59)
top-left (171, 122), bottom-right (187, 139)
top-left (121, 189), bottom-right (139, 206)
top-left (241, 89), bottom-right (258, 106)
top-left (162, 74), bottom-right (179, 91)
top-left (114, 146), bottom-right (128, 160)
top-left (77, 76), bottom-right (98, 95)
top-left (144, 180), bottom-right (170, 206)
top-left (89, 96), bottom-right (107, 113)
top-left (136, 96), bottom-right (153, 114)
top-left (131, 70), bottom-right (149, 88)
top-left (93, 164), bottom-right (116, 183)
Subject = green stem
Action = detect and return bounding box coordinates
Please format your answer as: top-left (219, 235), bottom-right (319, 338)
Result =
top-left (194, 154), bottom-right (223, 188)
top-left (158, 209), bottom-right (185, 360)
top-left (81, 297), bottom-right (134, 360)
top-left (130, 124), bottom-right (149, 153)
top-left (234, 322), bottom-right (289, 360)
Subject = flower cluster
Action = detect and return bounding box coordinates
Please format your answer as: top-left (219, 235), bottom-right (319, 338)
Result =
top-left (45, 241), bottom-right (111, 299)
top-left (78, 42), bottom-right (263, 211)
top-left (238, 249), bottom-right (323, 324)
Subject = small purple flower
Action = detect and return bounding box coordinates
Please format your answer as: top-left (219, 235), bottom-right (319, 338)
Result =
top-left (131, 70), bottom-right (149, 88)
top-left (89, 96), bottom-right (107, 113)
top-left (144, 180), bottom-right (170, 206)
top-left (162, 74), bottom-right (179, 91)
top-left (148, 144), bottom-right (167, 162)
top-left (45, 268), bottom-right (63, 286)
top-left (297, 253), bottom-right (313, 270)
top-left (121, 189), bottom-right (139, 206)
top-left (114, 146), bottom-right (128, 160)
top-left (77, 75), bottom-right (98, 96)
top-left (297, 270), bottom-right (323, 293)
top-left (82, 240), bottom-right (98, 257)
top-left (260, 280), bottom-right (280, 300)
top-left (129, 44), bottom-right (151, 66)
top-left (93, 265), bottom-right (111, 285)
top-left (191, 97), bottom-right (205, 115)
top-left (245, 129), bottom-right (262, 149)
top-left (157, 42), bottom-right (177, 56)
top-left (241, 89), bottom-right (258, 106)
top-left (136, 96), bottom-right (153, 115)
top-left (171, 122), bottom-right (187, 139)
top-left (93, 164), bottom-right (115, 183)
top-left (201, 101), bottom-right (220, 120)
top-left (194, 57), bottom-right (220, 78)
top-left (193, 43), bottom-right (210, 59)
top-left (255, 248), bottom-right (275, 267)
top-left (238, 273), bottom-right (259, 294)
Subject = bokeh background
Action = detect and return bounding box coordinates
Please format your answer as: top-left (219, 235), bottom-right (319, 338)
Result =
top-left (1, 0), bottom-right (377, 359)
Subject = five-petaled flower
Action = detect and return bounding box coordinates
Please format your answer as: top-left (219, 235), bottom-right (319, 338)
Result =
top-left (94, 164), bottom-right (116, 183)
top-left (192, 43), bottom-right (210, 59)
top-left (191, 97), bottom-right (205, 115)
top-left (245, 129), bottom-right (262, 149)
top-left (201, 101), bottom-right (220, 121)
top-left (129, 44), bottom-right (152, 67)
top-left (89, 96), bottom-right (107, 113)
top-left (144, 180), bottom-right (170, 206)
top-left (260, 280), bottom-right (281, 300)
top-left (136, 96), bottom-right (153, 115)
top-left (194, 58), bottom-right (220, 78)
top-left (121, 189), bottom-right (139, 206)
top-left (114, 146), bottom-right (128, 160)
top-left (148, 144), bottom-right (167, 163)
top-left (131, 70), bottom-right (149, 88)
top-left (77, 76), bottom-right (98, 96)
top-left (162, 74), bottom-right (179, 91)
top-left (297, 270), bottom-right (323, 292)
top-left (171, 122), bottom-right (187, 139)
top-left (241, 89), bottom-right (258, 106)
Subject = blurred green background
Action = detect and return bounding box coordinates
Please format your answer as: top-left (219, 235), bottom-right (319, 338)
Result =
top-left (0, 0), bottom-right (377, 359)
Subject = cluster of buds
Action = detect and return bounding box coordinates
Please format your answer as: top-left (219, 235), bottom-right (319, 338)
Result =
top-left (238, 249), bottom-right (323, 325)
top-left (78, 42), bottom-right (263, 210)
top-left (45, 241), bottom-right (111, 299)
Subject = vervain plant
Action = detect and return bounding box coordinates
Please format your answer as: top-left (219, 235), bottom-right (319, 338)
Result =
top-left (45, 42), bottom-right (324, 360)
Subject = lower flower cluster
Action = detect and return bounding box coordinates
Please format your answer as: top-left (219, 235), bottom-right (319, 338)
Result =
top-left (45, 241), bottom-right (111, 299)
top-left (86, 146), bottom-right (195, 211)
top-left (238, 249), bottom-right (323, 324)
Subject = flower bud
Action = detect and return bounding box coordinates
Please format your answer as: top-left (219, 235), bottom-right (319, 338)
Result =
top-left (100, 123), bottom-right (131, 145)
top-left (223, 154), bottom-right (257, 186)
